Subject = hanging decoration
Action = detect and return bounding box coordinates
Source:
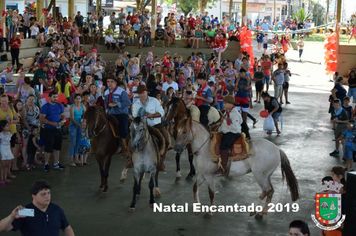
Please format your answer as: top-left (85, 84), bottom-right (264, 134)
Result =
top-left (324, 32), bottom-right (337, 75)
top-left (239, 25), bottom-right (255, 76)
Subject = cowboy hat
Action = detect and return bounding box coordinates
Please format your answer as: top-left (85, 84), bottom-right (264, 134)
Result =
top-left (136, 85), bottom-right (151, 94)
top-left (103, 74), bottom-right (118, 84)
top-left (223, 95), bottom-right (236, 105)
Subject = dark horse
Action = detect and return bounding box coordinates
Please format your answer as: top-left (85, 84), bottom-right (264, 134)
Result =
top-left (84, 105), bottom-right (121, 193)
top-left (163, 97), bottom-right (195, 181)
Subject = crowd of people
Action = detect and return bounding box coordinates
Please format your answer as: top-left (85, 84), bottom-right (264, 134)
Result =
top-left (0, 7), bottom-right (353, 236)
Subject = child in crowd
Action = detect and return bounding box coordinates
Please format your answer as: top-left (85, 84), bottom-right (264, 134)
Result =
top-left (154, 92), bottom-right (162, 105)
top-left (78, 119), bottom-right (90, 166)
top-left (129, 27), bottom-right (135, 46)
top-left (0, 120), bottom-right (14, 186)
top-left (131, 77), bottom-right (141, 104)
top-left (330, 99), bottom-right (349, 157)
top-left (226, 79), bottom-right (234, 96)
top-left (162, 87), bottom-right (175, 107)
top-left (262, 34), bottom-right (268, 54)
top-left (0, 63), bottom-right (14, 83)
top-left (16, 71), bottom-right (26, 89)
top-left (89, 44), bottom-right (98, 57)
top-left (26, 126), bottom-right (41, 171)
top-left (178, 72), bottom-right (185, 91)
top-left (334, 120), bottom-right (355, 169)
top-left (281, 62), bottom-right (291, 104)
top-left (183, 84), bottom-right (194, 106)
top-left (342, 96), bottom-right (353, 120)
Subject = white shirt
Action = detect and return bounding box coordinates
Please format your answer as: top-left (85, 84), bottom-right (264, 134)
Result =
top-left (162, 81), bottom-right (179, 95)
top-left (92, 65), bottom-right (103, 79)
top-left (132, 96), bottom-right (164, 126)
top-left (48, 51), bottom-right (56, 60)
top-left (105, 35), bottom-right (115, 43)
top-left (31, 26), bottom-right (39, 36)
top-left (218, 107), bottom-right (242, 134)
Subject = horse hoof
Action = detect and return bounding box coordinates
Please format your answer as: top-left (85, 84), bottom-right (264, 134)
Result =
top-left (119, 179), bottom-right (126, 184)
top-left (129, 208), bottom-right (136, 212)
top-left (155, 193), bottom-right (161, 198)
top-left (249, 211), bottom-right (257, 217)
top-left (255, 213), bottom-right (263, 219)
top-left (204, 213), bottom-right (213, 219)
top-left (175, 176), bottom-right (181, 182)
top-left (186, 174), bottom-right (193, 181)
top-left (149, 204), bottom-right (154, 208)
top-left (136, 195), bottom-right (140, 200)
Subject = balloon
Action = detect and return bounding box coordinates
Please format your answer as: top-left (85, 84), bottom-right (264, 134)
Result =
top-left (64, 118), bottom-right (70, 126)
top-left (260, 110), bottom-right (269, 118)
top-left (58, 94), bottom-right (68, 105)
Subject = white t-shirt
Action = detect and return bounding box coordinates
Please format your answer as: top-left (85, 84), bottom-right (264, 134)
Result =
top-left (92, 65), bottom-right (103, 79)
top-left (31, 26), bottom-right (39, 36)
top-left (105, 35), bottom-right (116, 43)
top-left (162, 81), bottom-right (179, 95)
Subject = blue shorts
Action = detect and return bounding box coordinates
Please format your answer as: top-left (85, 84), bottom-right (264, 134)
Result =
top-left (90, 23), bottom-right (97, 29)
top-left (344, 145), bottom-right (354, 160)
top-left (272, 112), bottom-right (281, 120)
top-left (263, 75), bottom-right (271, 84)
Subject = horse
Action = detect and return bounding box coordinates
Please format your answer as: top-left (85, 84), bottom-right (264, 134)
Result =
top-left (173, 117), bottom-right (300, 218)
top-left (163, 97), bottom-right (195, 181)
top-left (129, 116), bottom-right (163, 212)
top-left (84, 105), bottom-right (122, 193)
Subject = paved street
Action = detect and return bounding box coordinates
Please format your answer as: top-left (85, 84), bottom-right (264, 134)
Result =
top-left (0, 42), bottom-right (346, 236)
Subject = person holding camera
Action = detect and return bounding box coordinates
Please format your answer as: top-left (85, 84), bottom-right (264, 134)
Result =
top-left (0, 180), bottom-right (75, 235)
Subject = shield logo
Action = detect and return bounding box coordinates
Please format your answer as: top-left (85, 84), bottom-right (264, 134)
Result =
top-left (315, 193), bottom-right (342, 224)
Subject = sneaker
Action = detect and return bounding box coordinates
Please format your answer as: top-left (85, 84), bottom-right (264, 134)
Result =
top-left (53, 163), bottom-right (65, 170)
top-left (253, 119), bottom-right (258, 127)
top-left (329, 150), bottom-right (340, 156)
top-left (277, 130), bottom-right (281, 135)
top-left (44, 164), bottom-right (50, 172)
top-left (69, 162), bottom-right (76, 167)
top-left (266, 130), bottom-right (272, 134)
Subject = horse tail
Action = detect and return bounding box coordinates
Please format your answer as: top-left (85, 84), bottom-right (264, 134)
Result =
top-left (279, 149), bottom-right (300, 201)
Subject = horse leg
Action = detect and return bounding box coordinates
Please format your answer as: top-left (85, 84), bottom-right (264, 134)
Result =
top-left (136, 172), bottom-right (144, 199)
top-left (129, 173), bottom-right (140, 212)
top-left (175, 152), bottom-right (182, 182)
top-left (96, 155), bottom-right (105, 190)
top-left (120, 167), bottom-right (128, 184)
top-left (251, 173), bottom-right (274, 218)
top-left (149, 173), bottom-right (155, 208)
top-left (193, 174), bottom-right (205, 216)
top-left (204, 176), bottom-right (216, 219)
top-left (154, 168), bottom-right (161, 198)
top-left (102, 156), bottom-right (112, 193)
top-left (186, 144), bottom-right (195, 180)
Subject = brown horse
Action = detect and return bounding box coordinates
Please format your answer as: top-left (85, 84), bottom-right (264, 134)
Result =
top-left (163, 97), bottom-right (195, 181)
top-left (84, 105), bottom-right (122, 193)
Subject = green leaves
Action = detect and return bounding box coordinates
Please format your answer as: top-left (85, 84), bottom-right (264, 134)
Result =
top-left (292, 7), bottom-right (312, 22)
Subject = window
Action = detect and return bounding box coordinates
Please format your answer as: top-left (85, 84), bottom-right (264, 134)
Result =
top-left (277, 8), bottom-right (281, 11)
top-left (266, 7), bottom-right (272, 11)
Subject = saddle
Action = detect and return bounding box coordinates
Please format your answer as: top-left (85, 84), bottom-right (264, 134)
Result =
top-left (147, 126), bottom-right (167, 156)
top-left (210, 133), bottom-right (250, 163)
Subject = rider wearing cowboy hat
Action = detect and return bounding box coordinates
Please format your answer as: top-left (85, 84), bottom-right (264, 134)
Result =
top-left (132, 85), bottom-right (170, 171)
top-left (103, 75), bottom-right (131, 155)
top-left (214, 95), bottom-right (243, 176)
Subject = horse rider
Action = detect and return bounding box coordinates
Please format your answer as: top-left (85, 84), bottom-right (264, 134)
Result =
top-left (103, 75), bottom-right (131, 156)
top-left (214, 95), bottom-right (243, 176)
top-left (132, 85), bottom-right (170, 171)
top-left (195, 75), bottom-right (213, 128)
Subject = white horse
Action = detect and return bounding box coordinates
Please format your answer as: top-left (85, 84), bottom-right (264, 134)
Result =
top-left (128, 116), bottom-right (163, 212)
top-left (173, 117), bottom-right (300, 218)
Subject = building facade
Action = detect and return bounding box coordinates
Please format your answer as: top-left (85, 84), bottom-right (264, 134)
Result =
top-left (205, 0), bottom-right (288, 25)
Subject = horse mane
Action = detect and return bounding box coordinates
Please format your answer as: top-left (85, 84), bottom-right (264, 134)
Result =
top-left (167, 97), bottom-right (190, 120)
top-left (84, 106), bottom-right (102, 122)
top-left (133, 116), bottom-right (142, 126)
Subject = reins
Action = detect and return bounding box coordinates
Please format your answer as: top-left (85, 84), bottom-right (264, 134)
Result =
top-left (91, 111), bottom-right (120, 138)
top-left (181, 121), bottom-right (211, 155)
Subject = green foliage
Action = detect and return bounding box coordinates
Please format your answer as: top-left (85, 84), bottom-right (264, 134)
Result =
top-left (164, 0), bottom-right (199, 16)
top-left (292, 7), bottom-right (312, 22)
top-left (311, 1), bottom-right (325, 26)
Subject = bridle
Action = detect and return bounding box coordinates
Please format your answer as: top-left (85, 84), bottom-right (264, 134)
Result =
top-left (91, 112), bottom-right (107, 137)
top-left (132, 125), bottom-right (149, 152)
top-left (179, 120), bottom-right (210, 155)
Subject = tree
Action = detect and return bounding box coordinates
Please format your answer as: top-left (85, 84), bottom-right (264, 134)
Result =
top-left (311, 0), bottom-right (324, 26)
top-left (136, 0), bottom-right (152, 12)
top-left (199, 0), bottom-right (215, 15)
top-left (292, 7), bottom-right (312, 22)
top-left (164, 0), bottom-right (199, 16)
top-left (229, 0), bottom-right (233, 16)
top-left (325, 0), bottom-right (329, 31)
